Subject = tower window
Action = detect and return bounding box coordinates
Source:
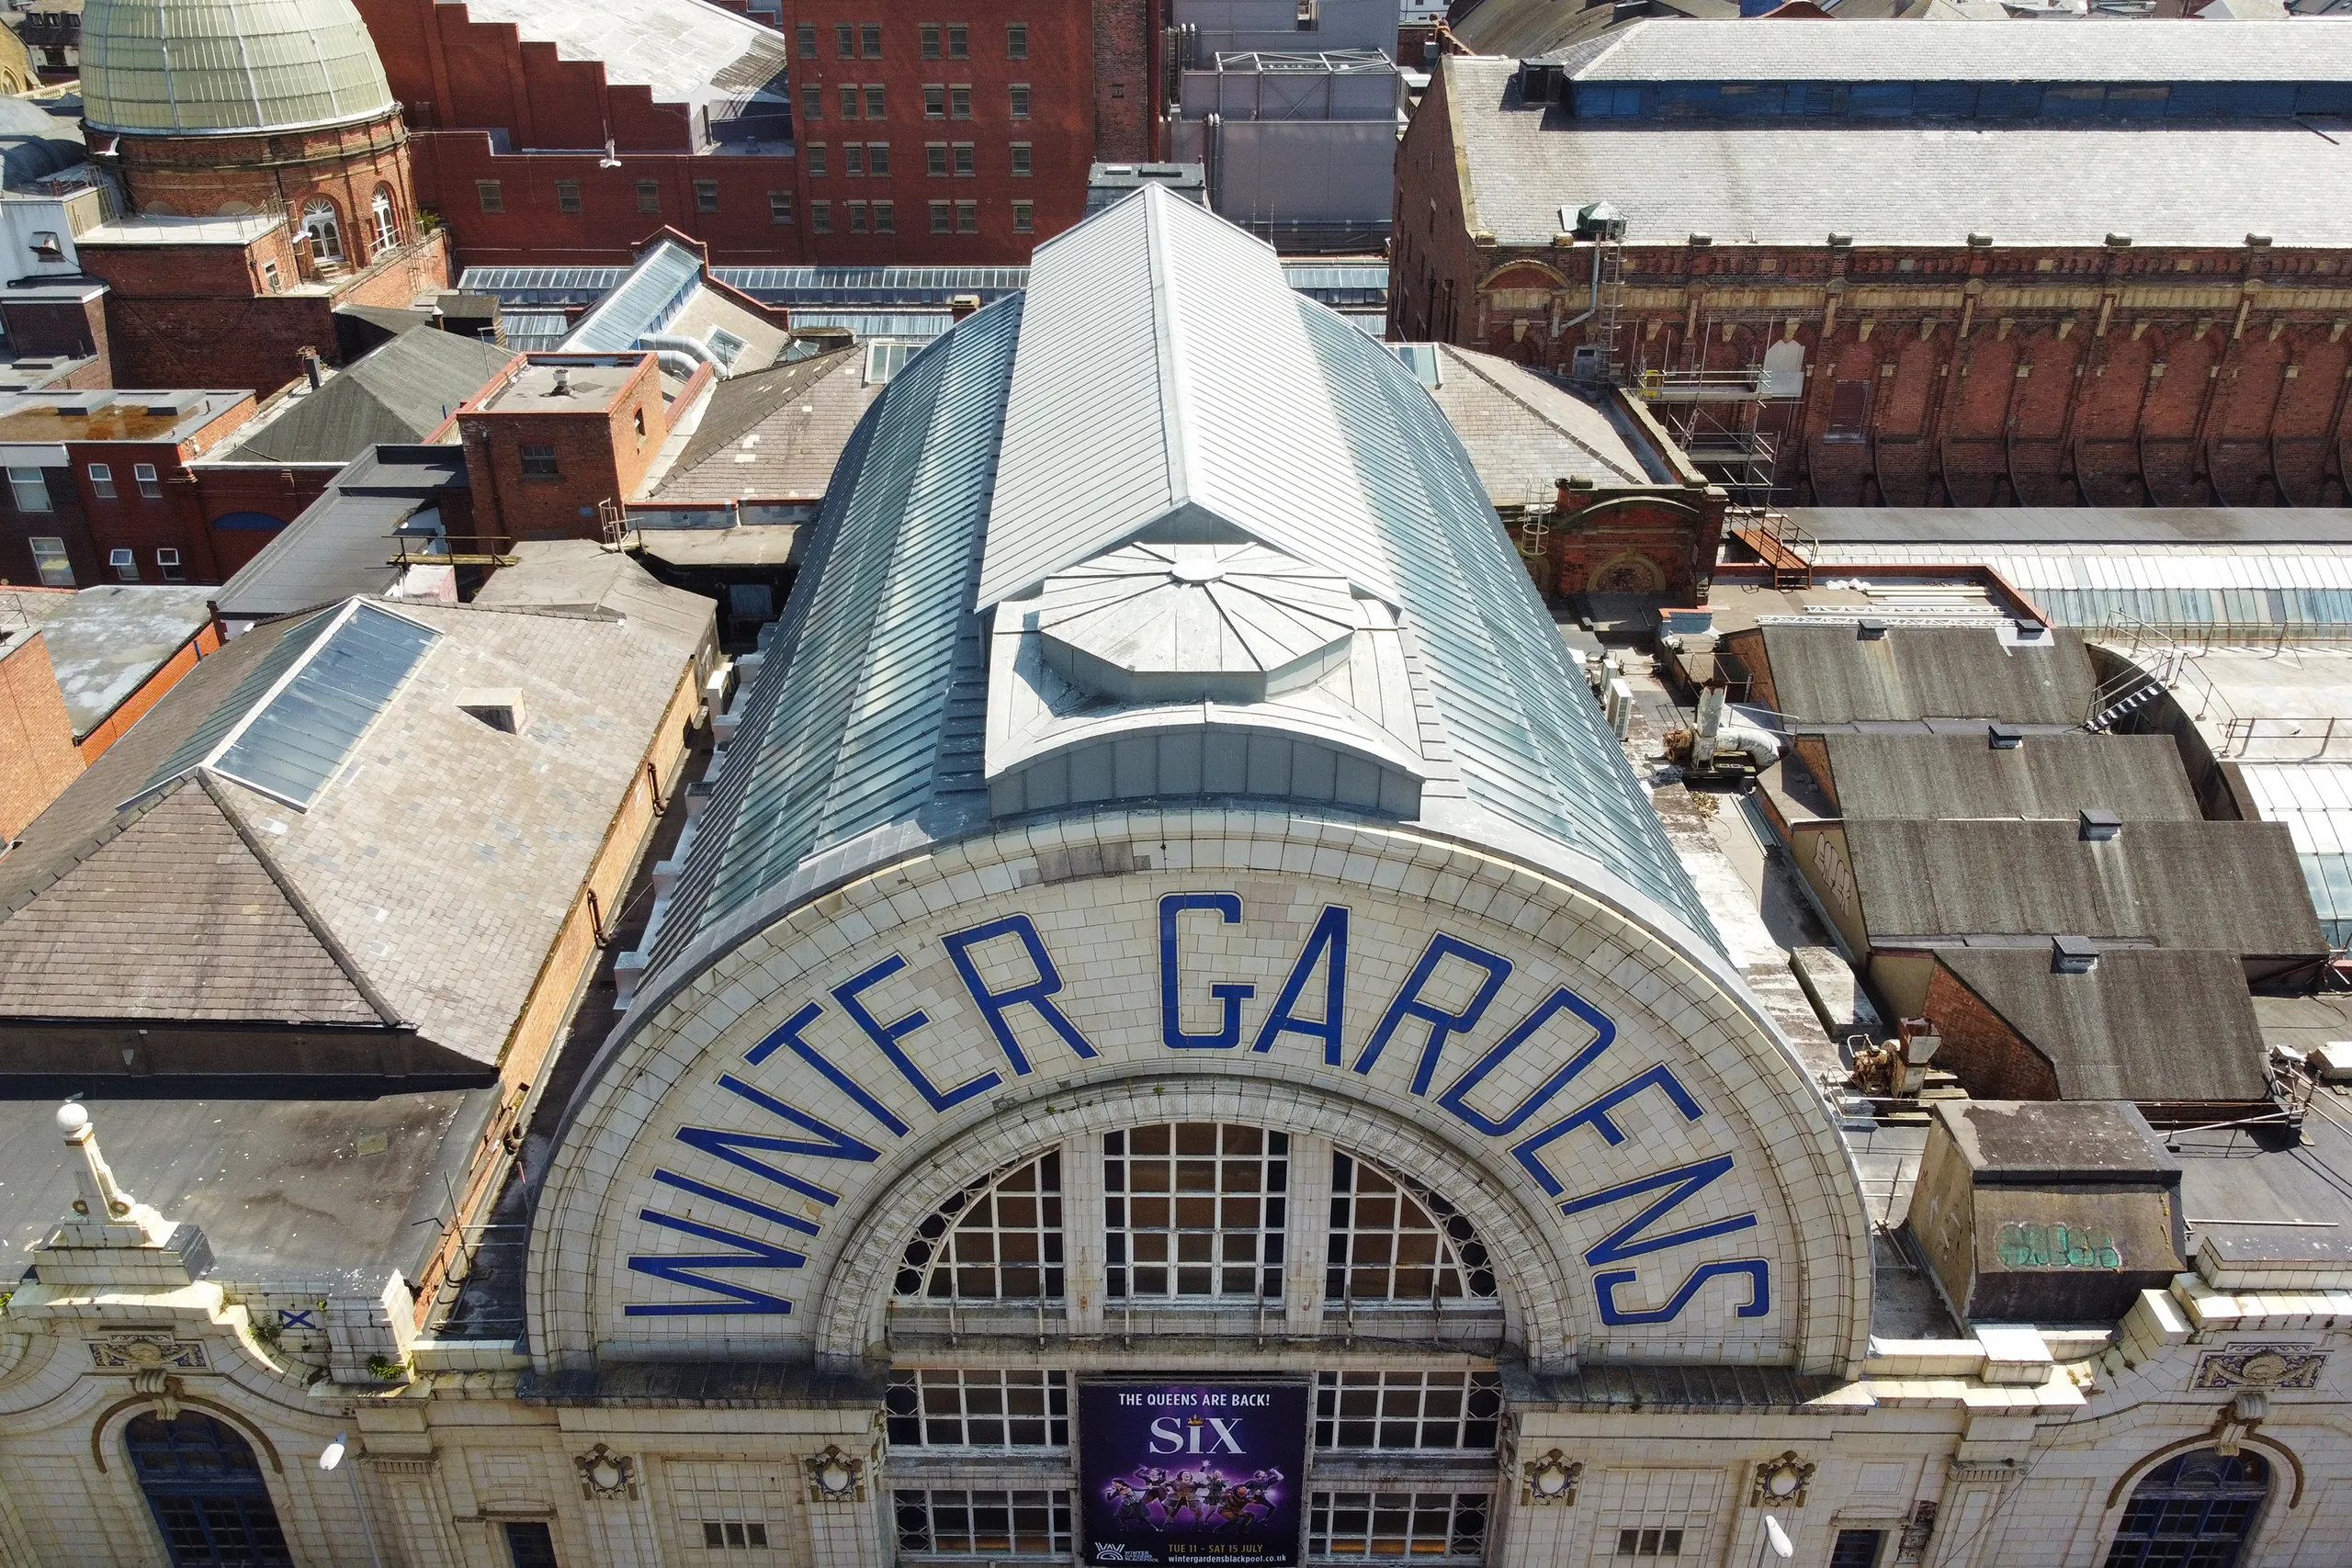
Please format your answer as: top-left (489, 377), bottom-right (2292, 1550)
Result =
top-left (947, 22), bottom-right (967, 56)
top-left (637, 179), bottom-right (661, 213)
top-left (301, 196), bottom-right (345, 260)
top-left (370, 186), bottom-right (398, 251)
top-left (1010, 141), bottom-right (1031, 176)
top-left (474, 181), bottom-right (502, 215)
top-left (555, 180), bottom-right (581, 215)
top-left (922, 22), bottom-right (940, 57)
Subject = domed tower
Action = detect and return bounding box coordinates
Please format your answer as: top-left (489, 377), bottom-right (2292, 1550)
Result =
top-left (80, 0), bottom-right (417, 276)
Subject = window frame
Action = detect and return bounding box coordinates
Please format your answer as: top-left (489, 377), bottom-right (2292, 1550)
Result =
top-left (769, 190), bottom-right (796, 224)
top-left (950, 83), bottom-right (973, 118)
top-left (8, 465), bottom-right (52, 513)
top-left (1007, 22), bottom-right (1027, 58)
top-left (1009, 82), bottom-right (1030, 118)
top-left (694, 179), bottom-right (719, 212)
top-left (518, 443), bottom-right (560, 479)
top-left (133, 462), bottom-right (161, 499)
top-left (554, 179), bottom-right (581, 215)
top-left (28, 535), bottom-right (71, 585)
top-left (86, 461), bottom-right (114, 499)
top-left (107, 546), bottom-right (138, 581)
top-left (1010, 141), bottom-right (1031, 177)
top-left (475, 178), bottom-right (503, 214)
top-left (635, 178), bottom-right (662, 214)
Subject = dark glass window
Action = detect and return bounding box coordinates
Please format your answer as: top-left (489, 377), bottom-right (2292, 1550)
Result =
top-left (126, 1414), bottom-right (291, 1567)
top-left (2103, 1451), bottom-right (2267, 1568)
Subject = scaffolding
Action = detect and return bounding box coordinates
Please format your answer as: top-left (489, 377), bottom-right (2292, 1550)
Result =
top-left (1625, 307), bottom-right (1799, 504)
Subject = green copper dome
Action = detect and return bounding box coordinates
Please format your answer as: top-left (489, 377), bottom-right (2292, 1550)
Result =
top-left (82, 0), bottom-right (398, 137)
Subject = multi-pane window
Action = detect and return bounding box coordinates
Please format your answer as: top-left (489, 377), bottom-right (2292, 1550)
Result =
top-left (808, 143), bottom-right (829, 175)
top-left (930, 199), bottom-right (952, 232)
top-left (2103, 1451), bottom-right (2268, 1568)
top-left (887, 1370), bottom-right (1069, 1447)
top-left (87, 461), bottom-right (114, 498)
top-left (845, 145), bottom-right (865, 175)
top-left (796, 21), bottom-right (816, 56)
top-left (9, 466), bottom-right (51, 512)
top-left (1104, 1123), bottom-right (1286, 1300)
top-left (923, 83), bottom-right (946, 117)
top-left (812, 200), bottom-right (832, 233)
top-left (555, 179), bottom-right (581, 214)
top-left (28, 536), bottom-right (71, 586)
top-left (840, 84), bottom-right (860, 118)
top-left (1007, 22), bottom-right (1027, 57)
top-left (1828, 1530), bottom-right (1883, 1568)
top-left (956, 199), bottom-right (978, 234)
top-left (952, 142), bottom-right (975, 176)
top-left (156, 547), bottom-right (183, 581)
top-left (875, 199), bottom-right (895, 233)
top-left (1010, 83), bottom-right (1030, 118)
top-left (861, 21), bottom-right (882, 55)
top-left (867, 141), bottom-right (891, 175)
top-left (848, 199), bottom-right (868, 232)
top-left (108, 547), bottom-right (137, 581)
top-left (695, 179), bottom-right (719, 212)
top-left (949, 84), bottom-right (973, 118)
top-left (921, 22), bottom-right (941, 56)
top-left (834, 21), bottom-right (854, 55)
top-left (1326, 1151), bottom-right (1498, 1304)
top-left (865, 84), bottom-right (887, 118)
top-left (927, 142), bottom-right (949, 175)
top-left (946, 22), bottom-right (968, 56)
top-left (702, 1520), bottom-right (771, 1549)
top-left (1308, 1493), bottom-right (1488, 1561)
top-left (1619, 1529), bottom-right (1686, 1557)
top-left (1010, 141), bottom-right (1031, 176)
top-left (133, 462), bottom-right (160, 498)
top-left (1314, 1371), bottom-right (1503, 1450)
top-left (896, 1491), bottom-right (1072, 1556)
top-left (769, 190), bottom-right (795, 223)
top-left (895, 1151), bottom-right (1063, 1300)
top-left (519, 443), bottom-right (559, 479)
top-left (637, 179), bottom-right (662, 213)
top-left (1012, 200), bottom-right (1033, 233)
top-left (476, 178), bottom-right (503, 212)
top-left (800, 83), bottom-right (822, 119)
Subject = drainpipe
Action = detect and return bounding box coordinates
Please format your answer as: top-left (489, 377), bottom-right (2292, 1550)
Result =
top-left (1557, 242), bottom-right (1604, 334)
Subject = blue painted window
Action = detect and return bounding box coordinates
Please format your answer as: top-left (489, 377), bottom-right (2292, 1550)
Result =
top-left (126, 1414), bottom-right (291, 1567)
top-left (1976, 82), bottom-right (2045, 118)
top-left (2102, 1451), bottom-right (2267, 1568)
top-left (1848, 83), bottom-right (1915, 118)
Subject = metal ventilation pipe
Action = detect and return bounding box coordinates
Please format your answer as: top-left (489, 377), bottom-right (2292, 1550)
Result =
top-left (640, 333), bottom-right (721, 375)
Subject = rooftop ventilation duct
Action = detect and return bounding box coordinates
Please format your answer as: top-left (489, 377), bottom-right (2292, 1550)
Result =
top-left (1987, 723), bottom-right (2024, 750)
top-left (2079, 807), bottom-right (2121, 842)
top-left (1856, 618), bottom-right (1889, 641)
top-left (2052, 934), bottom-right (2099, 974)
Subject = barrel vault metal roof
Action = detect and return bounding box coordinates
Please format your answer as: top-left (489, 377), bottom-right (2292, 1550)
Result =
top-left (80, 0), bottom-right (396, 136)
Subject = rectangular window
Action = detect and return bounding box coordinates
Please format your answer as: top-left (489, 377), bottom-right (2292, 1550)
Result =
top-left (1829, 1530), bottom-right (1885, 1568)
top-left (950, 84), bottom-right (972, 118)
top-left (922, 22), bottom-right (941, 57)
top-left (555, 179), bottom-right (581, 214)
top-left (955, 199), bottom-right (978, 233)
top-left (1007, 22), bottom-right (1027, 58)
top-left (860, 20), bottom-right (881, 55)
top-left (848, 199), bottom-right (867, 232)
top-left (930, 198), bottom-right (951, 232)
top-left (795, 20), bottom-right (816, 57)
top-left (699, 1521), bottom-right (770, 1550)
top-left (834, 21), bottom-right (854, 56)
top-left (107, 547), bottom-right (137, 581)
top-left (800, 82), bottom-right (822, 118)
top-left (1104, 1122), bottom-right (1285, 1300)
top-left (1309, 1493), bottom-right (1488, 1561)
top-left (769, 190), bottom-right (795, 223)
top-left (155, 547), bottom-right (183, 581)
top-left (695, 179), bottom-right (718, 212)
top-left (887, 1370), bottom-right (1069, 1448)
top-left (133, 462), bottom-right (160, 498)
top-left (9, 467), bottom-right (51, 513)
top-left (952, 141), bottom-right (974, 176)
top-left (874, 198), bottom-right (894, 233)
top-left (840, 83), bottom-right (859, 118)
top-left (946, 22), bottom-right (967, 56)
top-left (1010, 141), bottom-right (1031, 176)
top-left (636, 179), bottom-right (661, 213)
top-left (927, 141), bottom-right (948, 175)
top-left (28, 536), bottom-right (71, 586)
top-left (808, 142), bottom-right (828, 175)
top-left (1617, 1528), bottom-right (1686, 1556)
top-left (519, 443), bottom-right (558, 478)
top-left (86, 461), bottom-right (114, 499)
top-left (894, 1491), bottom-right (1071, 1557)
top-left (262, 260), bottom-right (280, 293)
top-left (923, 83), bottom-right (945, 117)
top-left (1012, 199), bottom-right (1032, 233)
top-left (811, 199), bottom-right (831, 233)
top-left (844, 144), bottom-right (864, 175)
top-left (1009, 83), bottom-right (1029, 118)
top-left (1826, 379), bottom-right (1872, 442)
top-left (1297, 0), bottom-right (1318, 27)
top-left (476, 179), bottom-right (503, 213)
top-left (504, 1520), bottom-right (560, 1568)
top-left (867, 141), bottom-right (890, 175)
top-left (865, 84), bottom-right (886, 118)
top-left (1314, 1371), bottom-right (1503, 1450)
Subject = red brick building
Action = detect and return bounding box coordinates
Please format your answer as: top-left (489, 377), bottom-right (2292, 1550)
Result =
top-left (458, 353), bottom-right (703, 541)
top-left (1396, 28), bottom-right (2352, 509)
top-left (349, 0), bottom-right (1135, 266)
top-left (0, 627), bottom-right (80, 841)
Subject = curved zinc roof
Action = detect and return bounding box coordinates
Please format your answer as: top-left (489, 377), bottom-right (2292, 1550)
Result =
top-left (647, 187), bottom-right (1711, 983)
top-left (81, 0), bottom-right (396, 136)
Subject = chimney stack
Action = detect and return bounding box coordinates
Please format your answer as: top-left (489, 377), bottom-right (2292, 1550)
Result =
top-left (951, 293), bottom-right (982, 321)
top-left (299, 346), bottom-right (323, 390)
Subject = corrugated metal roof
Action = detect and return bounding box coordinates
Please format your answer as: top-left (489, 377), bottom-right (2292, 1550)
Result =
top-left (1806, 544), bottom-right (2352, 629)
top-left (80, 0), bottom-right (396, 135)
top-left (980, 187), bottom-right (1401, 608)
top-left (1756, 624), bottom-right (2098, 728)
top-left (1555, 17), bottom-right (2352, 81)
top-left (1820, 732), bottom-right (2200, 823)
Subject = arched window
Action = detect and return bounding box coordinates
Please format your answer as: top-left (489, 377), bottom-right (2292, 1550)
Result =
top-left (1325, 1150), bottom-right (1498, 1306)
top-left (124, 1412), bottom-right (291, 1567)
top-left (370, 186), bottom-right (398, 254)
top-left (2104, 1450), bottom-right (2268, 1568)
top-left (895, 1150), bottom-right (1063, 1302)
top-left (300, 197), bottom-right (342, 265)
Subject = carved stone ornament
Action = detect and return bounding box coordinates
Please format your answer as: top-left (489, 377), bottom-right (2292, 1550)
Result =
top-left (1749, 1451), bottom-right (1816, 1508)
top-left (574, 1444), bottom-right (638, 1500)
top-left (804, 1444), bottom-right (868, 1503)
top-left (1520, 1450), bottom-right (1582, 1506)
top-left (2193, 1345), bottom-right (2325, 1392)
top-left (89, 1336), bottom-right (207, 1371)
top-left (1894, 1498), bottom-right (1939, 1562)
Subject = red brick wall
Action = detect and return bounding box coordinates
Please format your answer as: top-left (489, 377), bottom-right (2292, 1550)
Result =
top-left (76, 621), bottom-right (220, 761)
top-left (1920, 959), bottom-right (2061, 1101)
top-left (458, 355), bottom-right (678, 540)
top-left (0, 295), bottom-right (106, 366)
top-left (1393, 73), bottom-right (2352, 506)
top-left (115, 113), bottom-right (423, 278)
top-left (1092, 0), bottom-right (1149, 163)
top-left (0, 630), bottom-right (83, 839)
top-left (194, 462), bottom-right (343, 577)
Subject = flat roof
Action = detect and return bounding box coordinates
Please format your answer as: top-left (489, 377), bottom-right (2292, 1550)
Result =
top-left (74, 211), bottom-right (284, 247)
top-left (0, 583), bottom-right (215, 737)
top-left (0, 389), bottom-right (245, 446)
top-left (1791, 507), bottom-right (2352, 548)
top-left (1448, 56), bottom-right (2352, 247)
top-left (477, 355), bottom-right (645, 411)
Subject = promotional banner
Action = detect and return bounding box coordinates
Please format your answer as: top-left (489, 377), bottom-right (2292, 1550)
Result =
top-left (1079, 1382), bottom-right (1309, 1565)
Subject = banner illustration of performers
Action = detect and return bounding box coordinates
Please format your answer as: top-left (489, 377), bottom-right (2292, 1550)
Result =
top-left (1078, 1382), bottom-right (1310, 1565)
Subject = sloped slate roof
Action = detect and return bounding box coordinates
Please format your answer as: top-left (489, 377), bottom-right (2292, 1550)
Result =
top-left (1424, 343), bottom-right (1652, 499)
top-left (1819, 733), bottom-right (2199, 822)
top-left (1845, 818), bottom-right (2325, 955)
top-left (1935, 947), bottom-right (2271, 1105)
top-left (1759, 624), bottom-right (2096, 727)
top-left (228, 330), bottom-right (514, 463)
top-left (649, 347), bottom-right (876, 504)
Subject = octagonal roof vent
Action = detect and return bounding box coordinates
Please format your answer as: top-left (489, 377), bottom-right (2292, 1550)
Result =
top-left (1035, 540), bottom-right (1356, 705)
